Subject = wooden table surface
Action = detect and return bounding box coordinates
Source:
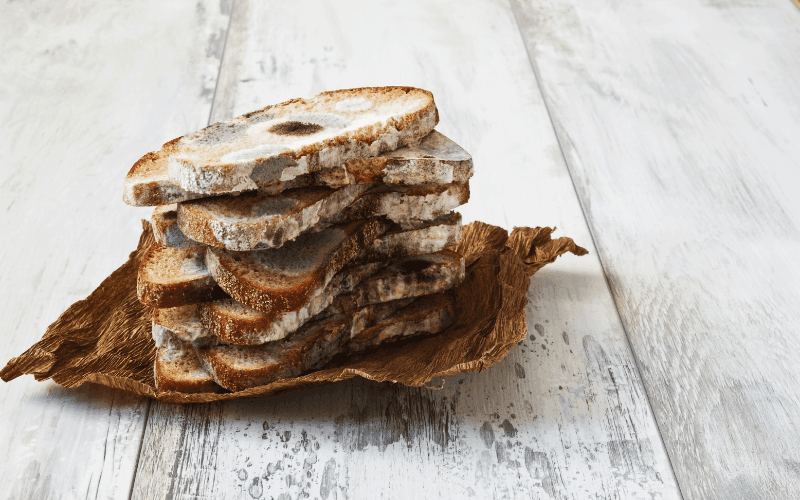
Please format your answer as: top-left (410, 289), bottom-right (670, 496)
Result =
top-left (1, 1), bottom-right (798, 498)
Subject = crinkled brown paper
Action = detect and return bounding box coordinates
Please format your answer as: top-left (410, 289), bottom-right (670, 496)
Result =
top-left (1, 221), bottom-right (587, 403)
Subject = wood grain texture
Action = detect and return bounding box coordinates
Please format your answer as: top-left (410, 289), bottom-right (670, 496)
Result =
top-left (131, 0), bottom-right (680, 498)
top-left (0, 1), bottom-right (230, 498)
top-left (510, 0), bottom-right (800, 497)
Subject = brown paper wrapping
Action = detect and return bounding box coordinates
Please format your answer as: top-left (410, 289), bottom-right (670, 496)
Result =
top-left (1, 221), bottom-right (587, 403)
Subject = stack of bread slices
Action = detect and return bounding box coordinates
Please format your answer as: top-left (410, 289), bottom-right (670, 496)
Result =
top-left (123, 87), bottom-right (473, 393)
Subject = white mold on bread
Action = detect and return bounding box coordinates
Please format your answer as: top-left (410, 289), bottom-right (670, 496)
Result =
top-left (166, 87), bottom-right (438, 195)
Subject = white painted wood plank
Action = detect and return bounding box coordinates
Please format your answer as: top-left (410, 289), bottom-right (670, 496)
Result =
top-left (510, 0), bottom-right (800, 497)
top-left (0, 1), bottom-right (230, 498)
top-left (132, 1), bottom-right (680, 498)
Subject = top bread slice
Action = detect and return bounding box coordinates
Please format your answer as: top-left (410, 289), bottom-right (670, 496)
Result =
top-left (123, 87), bottom-right (438, 205)
top-left (125, 130), bottom-right (472, 207)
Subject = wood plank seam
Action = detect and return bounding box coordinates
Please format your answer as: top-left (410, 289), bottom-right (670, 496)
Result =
top-left (125, 0), bottom-right (239, 496)
top-left (506, 2), bottom-right (687, 498)
top-left (126, 398), bottom-right (152, 500)
top-left (206, 0), bottom-right (236, 127)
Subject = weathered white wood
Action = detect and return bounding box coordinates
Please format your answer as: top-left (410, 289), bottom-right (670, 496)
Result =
top-left (0, 1), bottom-right (230, 498)
top-left (510, 0), bottom-right (800, 497)
top-left (132, 1), bottom-right (680, 498)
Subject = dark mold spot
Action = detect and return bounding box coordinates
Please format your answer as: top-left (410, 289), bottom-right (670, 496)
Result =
top-left (514, 362), bottom-right (526, 379)
top-left (534, 323), bottom-right (545, 336)
top-left (269, 121), bottom-right (324, 136)
top-left (400, 259), bottom-right (433, 273)
top-left (562, 332), bottom-right (570, 345)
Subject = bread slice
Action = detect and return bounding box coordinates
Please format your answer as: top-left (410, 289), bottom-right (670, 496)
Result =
top-left (346, 292), bottom-right (455, 351)
top-left (152, 304), bottom-right (208, 348)
top-left (123, 138), bottom-right (206, 207)
top-left (177, 184), bottom-right (370, 251)
top-left (154, 345), bottom-right (222, 393)
top-left (322, 249), bottom-right (464, 317)
top-left (358, 212), bottom-right (462, 263)
top-left (198, 293), bottom-right (454, 392)
top-left (123, 87), bottom-right (436, 202)
top-left (151, 204), bottom-right (199, 248)
top-left (124, 130), bottom-right (472, 207)
top-left (177, 180), bottom-right (463, 251)
top-left (331, 181), bottom-right (469, 228)
top-left (204, 217), bottom-right (389, 315)
top-left (199, 246), bottom-right (462, 345)
top-left (357, 130), bottom-right (473, 186)
top-left (137, 244), bottom-right (226, 308)
top-left (199, 261), bottom-right (385, 345)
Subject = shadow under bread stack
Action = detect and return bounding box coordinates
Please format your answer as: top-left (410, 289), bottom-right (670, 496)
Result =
top-left (123, 87), bottom-right (473, 393)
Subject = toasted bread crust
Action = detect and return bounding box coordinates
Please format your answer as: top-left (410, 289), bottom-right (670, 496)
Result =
top-left (137, 244), bottom-right (227, 308)
top-left (204, 218), bottom-right (389, 315)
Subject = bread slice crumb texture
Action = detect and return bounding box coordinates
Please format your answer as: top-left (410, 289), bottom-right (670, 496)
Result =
top-left (137, 244), bottom-right (226, 308)
top-left (177, 183), bottom-right (370, 250)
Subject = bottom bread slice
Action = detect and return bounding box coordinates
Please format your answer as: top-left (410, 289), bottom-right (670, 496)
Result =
top-left (197, 292), bottom-right (455, 392)
top-left (154, 345), bottom-right (223, 393)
